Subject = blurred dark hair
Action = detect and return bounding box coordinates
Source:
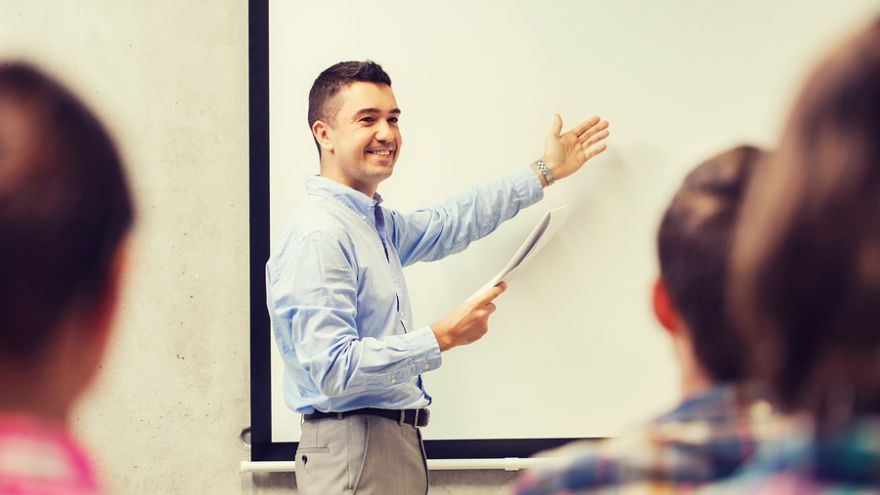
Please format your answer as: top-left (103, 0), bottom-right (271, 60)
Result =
top-left (307, 60), bottom-right (392, 155)
top-left (730, 18), bottom-right (880, 418)
top-left (0, 62), bottom-right (133, 362)
top-left (658, 145), bottom-right (762, 383)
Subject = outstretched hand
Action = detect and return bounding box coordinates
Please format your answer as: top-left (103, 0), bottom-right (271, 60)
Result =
top-left (540, 114), bottom-right (609, 184)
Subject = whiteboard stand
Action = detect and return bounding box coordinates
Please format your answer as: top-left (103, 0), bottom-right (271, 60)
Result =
top-left (240, 457), bottom-right (564, 473)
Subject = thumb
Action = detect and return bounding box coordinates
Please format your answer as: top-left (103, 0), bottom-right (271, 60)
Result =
top-left (473, 282), bottom-right (507, 307)
top-left (549, 113), bottom-right (562, 137)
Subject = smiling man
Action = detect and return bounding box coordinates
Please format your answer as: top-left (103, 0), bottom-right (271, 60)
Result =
top-left (266, 60), bottom-right (609, 495)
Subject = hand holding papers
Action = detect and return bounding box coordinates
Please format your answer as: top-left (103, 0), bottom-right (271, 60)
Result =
top-left (470, 206), bottom-right (569, 300)
top-left (435, 206), bottom-right (569, 350)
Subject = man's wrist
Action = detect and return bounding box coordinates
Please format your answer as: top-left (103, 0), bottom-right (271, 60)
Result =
top-left (431, 324), bottom-right (452, 352)
top-left (534, 159), bottom-right (556, 187)
top-left (530, 161), bottom-right (549, 188)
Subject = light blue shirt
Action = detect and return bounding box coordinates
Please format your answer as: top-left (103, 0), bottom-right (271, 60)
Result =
top-left (266, 166), bottom-right (543, 414)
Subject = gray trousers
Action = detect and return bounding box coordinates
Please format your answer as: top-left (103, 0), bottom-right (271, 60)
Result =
top-left (294, 414), bottom-right (429, 495)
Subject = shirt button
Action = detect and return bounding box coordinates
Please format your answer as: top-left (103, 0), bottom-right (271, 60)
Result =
top-left (423, 363), bottom-right (430, 370)
top-left (390, 377), bottom-right (397, 384)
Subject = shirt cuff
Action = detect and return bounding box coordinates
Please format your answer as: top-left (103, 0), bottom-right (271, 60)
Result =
top-left (409, 325), bottom-right (442, 372)
top-left (512, 164), bottom-right (545, 206)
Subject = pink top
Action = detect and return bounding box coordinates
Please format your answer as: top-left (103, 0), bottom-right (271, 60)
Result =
top-left (0, 414), bottom-right (101, 495)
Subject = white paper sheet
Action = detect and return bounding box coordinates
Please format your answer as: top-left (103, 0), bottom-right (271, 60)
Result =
top-left (469, 206), bottom-right (569, 300)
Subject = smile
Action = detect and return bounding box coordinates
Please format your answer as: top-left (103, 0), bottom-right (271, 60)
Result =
top-left (367, 150), bottom-right (394, 156)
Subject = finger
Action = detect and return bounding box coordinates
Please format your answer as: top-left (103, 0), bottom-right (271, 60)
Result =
top-left (569, 116), bottom-right (601, 138)
top-left (582, 143), bottom-right (607, 161)
top-left (582, 129), bottom-right (610, 148)
top-left (577, 121), bottom-right (609, 143)
top-left (484, 302), bottom-right (497, 314)
top-left (474, 282), bottom-right (506, 306)
top-left (549, 114), bottom-right (563, 137)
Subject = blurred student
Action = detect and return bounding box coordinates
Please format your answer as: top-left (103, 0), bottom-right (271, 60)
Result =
top-left (713, 17), bottom-right (880, 493)
top-left (0, 62), bottom-right (133, 494)
top-left (512, 145), bottom-right (771, 494)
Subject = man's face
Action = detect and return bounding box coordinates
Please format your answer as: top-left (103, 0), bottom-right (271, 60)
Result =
top-left (319, 81), bottom-right (402, 195)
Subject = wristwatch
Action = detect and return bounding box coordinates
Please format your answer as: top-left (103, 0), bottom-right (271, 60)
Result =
top-left (535, 159), bottom-right (556, 186)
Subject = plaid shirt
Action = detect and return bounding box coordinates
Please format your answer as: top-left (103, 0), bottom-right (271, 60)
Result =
top-left (702, 415), bottom-right (880, 494)
top-left (511, 385), bottom-right (778, 494)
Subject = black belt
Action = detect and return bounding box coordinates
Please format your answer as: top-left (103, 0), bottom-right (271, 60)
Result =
top-left (303, 408), bottom-right (430, 428)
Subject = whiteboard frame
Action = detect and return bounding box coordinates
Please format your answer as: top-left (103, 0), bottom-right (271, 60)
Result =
top-left (246, 0), bottom-right (589, 462)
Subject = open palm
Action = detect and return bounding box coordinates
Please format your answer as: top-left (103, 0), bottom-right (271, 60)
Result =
top-left (542, 114), bottom-right (609, 181)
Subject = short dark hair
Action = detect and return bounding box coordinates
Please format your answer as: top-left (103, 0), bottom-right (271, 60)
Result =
top-left (0, 62), bottom-right (134, 362)
top-left (307, 60), bottom-right (392, 155)
top-left (658, 145), bottom-right (763, 383)
top-left (730, 18), bottom-right (880, 417)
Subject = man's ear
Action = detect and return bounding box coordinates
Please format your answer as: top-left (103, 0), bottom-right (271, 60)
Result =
top-left (312, 120), bottom-right (334, 154)
top-left (652, 277), bottom-right (680, 335)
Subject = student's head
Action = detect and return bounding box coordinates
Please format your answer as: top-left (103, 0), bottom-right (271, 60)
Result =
top-left (731, 19), bottom-right (880, 419)
top-left (308, 61), bottom-right (401, 196)
top-left (654, 145), bottom-right (763, 389)
top-left (0, 62), bottom-right (133, 420)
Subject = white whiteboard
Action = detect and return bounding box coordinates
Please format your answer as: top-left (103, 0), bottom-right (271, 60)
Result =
top-left (267, 0), bottom-right (877, 444)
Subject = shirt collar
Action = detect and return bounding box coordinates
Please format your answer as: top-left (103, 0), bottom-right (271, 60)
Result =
top-left (306, 175), bottom-right (384, 216)
top-left (656, 383), bottom-right (765, 424)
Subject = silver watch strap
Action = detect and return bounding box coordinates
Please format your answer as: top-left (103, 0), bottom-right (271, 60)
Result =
top-left (536, 159), bottom-right (556, 186)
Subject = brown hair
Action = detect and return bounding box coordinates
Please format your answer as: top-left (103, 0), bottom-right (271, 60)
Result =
top-left (658, 145), bottom-right (762, 383)
top-left (730, 18), bottom-right (880, 418)
top-left (0, 62), bottom-right (133, 362)
top-left (307, 60), bottom-right (392, 154)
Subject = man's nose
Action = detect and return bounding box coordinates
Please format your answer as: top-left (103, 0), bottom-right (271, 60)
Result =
top-left (375, 120), bottom-right (394, 141)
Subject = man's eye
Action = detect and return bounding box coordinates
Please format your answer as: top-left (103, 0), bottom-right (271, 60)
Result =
top-left (359, 117), bottom-right (375, 123)
top-left (388, 117), bottom-right (399, 125)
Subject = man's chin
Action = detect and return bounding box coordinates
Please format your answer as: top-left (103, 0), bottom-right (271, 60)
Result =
top-left (369, 162), bottom-right (395, 176)
top-left (376, 168), bottom-right (394, 181)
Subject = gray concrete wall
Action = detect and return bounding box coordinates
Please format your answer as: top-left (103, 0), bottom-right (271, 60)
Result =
top-left (0, 1), bottom-right (512, 493)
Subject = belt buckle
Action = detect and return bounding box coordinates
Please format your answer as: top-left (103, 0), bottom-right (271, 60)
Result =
top-left (399, 408), bottom-right (429, 427)
top-left (413, 408), bottom-right (429, 428)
